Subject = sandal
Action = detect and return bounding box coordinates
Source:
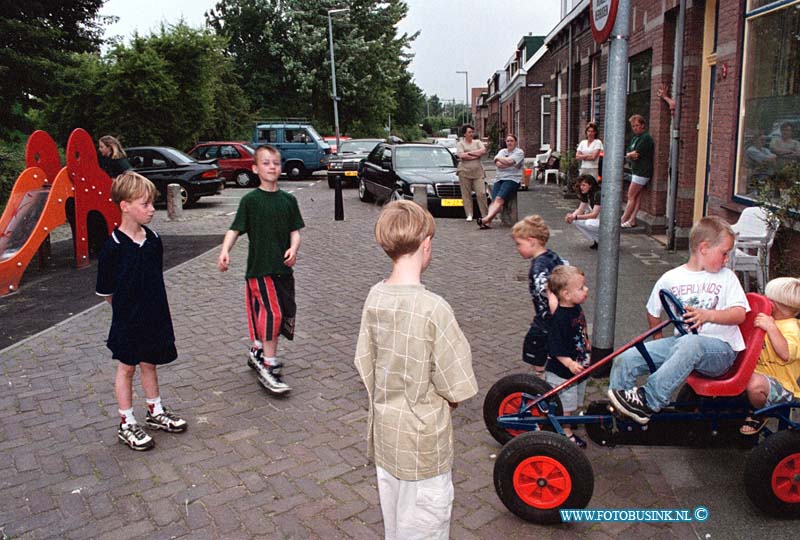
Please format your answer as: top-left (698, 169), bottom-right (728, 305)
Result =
top-left (739, 416), bottom-right (767, 436)
top-left (477, 217), bottom-right (490, 230)
top-left (568, 434), bottom-right (587, 449)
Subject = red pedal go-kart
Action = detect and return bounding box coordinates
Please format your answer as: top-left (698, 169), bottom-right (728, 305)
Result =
top-left (484, 291), bottom-right (800, 523)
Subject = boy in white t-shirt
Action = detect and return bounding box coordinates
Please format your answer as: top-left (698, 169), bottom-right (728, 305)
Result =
top-left (608, 216), bottom-right (750, 424)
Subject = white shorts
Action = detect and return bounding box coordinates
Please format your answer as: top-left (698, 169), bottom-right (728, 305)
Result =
top-left (545, 371), bottom-right (587, 413)
top-left (631, 174), bottom-right (650, 186)
top-left (376, 466), bottom-right (454, 540)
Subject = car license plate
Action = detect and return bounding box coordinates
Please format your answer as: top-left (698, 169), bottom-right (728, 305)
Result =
top-left (344, 171), bottom-right (357, 176)
top-left (441, 199), bottom-right (463, 207)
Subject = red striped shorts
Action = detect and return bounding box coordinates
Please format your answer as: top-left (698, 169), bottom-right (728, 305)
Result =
top-left (245, 274), bottom-right (296, 343)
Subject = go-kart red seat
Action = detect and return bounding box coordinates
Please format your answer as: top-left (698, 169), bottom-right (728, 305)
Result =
top-left (687, 293), bottom-right (771, 397)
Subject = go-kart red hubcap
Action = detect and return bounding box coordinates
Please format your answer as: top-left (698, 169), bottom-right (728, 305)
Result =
top-left (513, 455), bottom-right (572, 509)
top-left (772, 453), bottom-right (800, 503)
top-left (499, 393), bottom-right (543, 437)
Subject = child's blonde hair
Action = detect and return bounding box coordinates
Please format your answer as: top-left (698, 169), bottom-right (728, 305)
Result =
top-left (375, 200), bottom-right (435, 260)
top-left (111, 171), bottom-right (157, 205)
top-left (254, 144), bottom-right (281, 160)
top-left (99, 135), bottom-right (126, 159)
top-left (511, 214), bottom-right (549, 243)
top-left (548, 265), bottom-right (583, 299)
top-left (689, 215), bottom-right (734, 253)
top-left (765, 277), bottom-right (800, 312)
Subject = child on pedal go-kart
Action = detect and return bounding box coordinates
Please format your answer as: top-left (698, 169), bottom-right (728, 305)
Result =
top-left (545, 265), bottom-right (591, 448)
top-left (512, 214), bottom-right (566, 380)
top-left (740, 277), bottom-right (800, 435)
top-left (608, 216), bottom-right (750, 424)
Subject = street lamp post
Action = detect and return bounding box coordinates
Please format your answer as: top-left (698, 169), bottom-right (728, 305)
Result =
top-left (456, 70), bottom-right (469, 126)
top-left (328, 7), bottom-right (349, 221)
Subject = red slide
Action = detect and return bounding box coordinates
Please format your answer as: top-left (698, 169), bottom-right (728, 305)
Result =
top-left (0, 129), bottom-right (120, 296)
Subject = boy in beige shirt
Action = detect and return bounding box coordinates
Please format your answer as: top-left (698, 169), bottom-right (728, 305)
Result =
top-left (355, 200), bottom-right (478, 540)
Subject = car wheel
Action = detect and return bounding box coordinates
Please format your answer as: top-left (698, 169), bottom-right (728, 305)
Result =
top-left (179, 186), bottom-right (198, 208)
top-left (358, 177), bottom-right (374, 202)
top-left (494, 431), bottom-right (594, 524)
top-left (328, 176), bottom-right (336, 189)
top-left (483, 374), bottom-right (562, 445)
top-left (235, 170), bottom-right (255, 188)
top-left (744, 430), bottom-right (800, 518)
top-left (286, 162), bottom-right (305, 179)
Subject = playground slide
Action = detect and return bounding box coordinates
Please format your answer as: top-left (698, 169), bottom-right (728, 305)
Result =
top-left (0, 166), bottom-right (72, 295)
top-left (0, 129), bottom-right (121, 296)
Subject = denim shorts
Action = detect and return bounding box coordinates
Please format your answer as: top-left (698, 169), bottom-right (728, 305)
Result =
top-left (492, 180), bottom-right (519, 200)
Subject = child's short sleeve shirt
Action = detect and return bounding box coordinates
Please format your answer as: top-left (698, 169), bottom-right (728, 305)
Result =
top-left (645, 265), bottom-right (750, 350)
top-left (529, 249), bottom-right (565, 334)
top-left (546, 304), bottom-right (591, 379)
top-left (229, 189), bottom-right (305, 278)
top-left (755, 318), bottom-right (800, 398)
top-left (96, 227), bottom-right (176, 364)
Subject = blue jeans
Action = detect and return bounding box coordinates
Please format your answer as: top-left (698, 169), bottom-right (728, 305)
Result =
top-left (608, 335), bottom-right (737, 411)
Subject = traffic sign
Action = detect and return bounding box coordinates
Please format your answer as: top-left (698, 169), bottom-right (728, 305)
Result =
top-left (591, 0), bottom-right (619, 44)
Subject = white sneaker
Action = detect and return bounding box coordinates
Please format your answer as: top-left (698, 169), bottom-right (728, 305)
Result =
top-left (257, 363), bottom-right (291, 394)
top-left (466, 215), bottom-right (473, 222)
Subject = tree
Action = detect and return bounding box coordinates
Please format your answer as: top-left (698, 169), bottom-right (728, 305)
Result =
top-left (0, 0), bottom-right (109, 137)
top-left (42, 23), bottom-right (250, 149)
top-left (206, 0), bottom-right (417, 136)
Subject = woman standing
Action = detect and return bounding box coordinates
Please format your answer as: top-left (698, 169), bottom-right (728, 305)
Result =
top-left (456, 124), bottom-right (488, 222)
top-left (98, 135), bottom-right (132, 179)
top-left (576, 122), bottom-right (603, 181)
top-left (478, 134), bottom-right (524, 229)
top-left (565, 174), bottom-right (602, 249)
top-left (620, 115), bottom-right (654, 228)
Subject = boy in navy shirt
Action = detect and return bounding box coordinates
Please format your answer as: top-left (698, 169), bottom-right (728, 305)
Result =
top-left (546, 265), bottom-right (591, 448)
top-left (511, 214), bottom-right (565, 378)
top-left (96, 172), bottom-right (187, 451)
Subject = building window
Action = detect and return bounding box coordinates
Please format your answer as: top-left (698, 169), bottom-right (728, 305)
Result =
top-left (626, 49), bottom-right (652, 140)
top-left (591, 54), bottom-right (602, 123)
top-left (541, 94), bottom-right (551, 147)
top-left (734, 0), bottom-right (800, 201)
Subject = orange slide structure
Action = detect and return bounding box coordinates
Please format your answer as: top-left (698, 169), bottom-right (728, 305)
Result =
top-left (0, 129), bottom-right (121, 296)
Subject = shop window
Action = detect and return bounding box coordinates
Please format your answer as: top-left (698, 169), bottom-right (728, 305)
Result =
top-left (734, 0), bottom-right (800, 201)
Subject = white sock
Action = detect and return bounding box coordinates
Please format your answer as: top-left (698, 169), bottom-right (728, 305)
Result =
top-left (146, 397), bottom-right (164, 416)
top-left (264, 357), bottom-right (278, 367)
top-left (119, 408), bottom-right (136, 427)
top-left (253, 340), bottom-right (263, 349)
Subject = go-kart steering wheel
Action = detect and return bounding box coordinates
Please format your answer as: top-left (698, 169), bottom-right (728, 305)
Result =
top-left (658, 289), bottom-right (698, 335)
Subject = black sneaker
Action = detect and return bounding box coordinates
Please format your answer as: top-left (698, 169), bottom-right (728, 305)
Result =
top-left (257, 363), bottom-right (291, 394)
top-left (118, 423), bottom-right (155, 451)
top-left (248, 347), bottom-right (263, 370)
top-left (607, 386), bottom-right (653, 424)
top-left (145, 408), bottom-right (188, 433)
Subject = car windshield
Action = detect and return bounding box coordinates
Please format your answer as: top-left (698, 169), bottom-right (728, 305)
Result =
top-left (306, 126), bottom-right (323, 141)
top-left (241, 144), bottom-right (255, 155)
top-left (161, 147), bottom-right (196, 164)
top-left (339, 140), bottom-right (381, 153)
top-left (395, 147), bottom-right (455, 169)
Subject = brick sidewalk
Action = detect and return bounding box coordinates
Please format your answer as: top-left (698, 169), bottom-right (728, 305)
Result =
top-left (0, 178), bottom-right (730, 539)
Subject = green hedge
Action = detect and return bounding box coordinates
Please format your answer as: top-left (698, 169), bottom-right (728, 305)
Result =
top-left (0, 139), bottom-right (27, 209)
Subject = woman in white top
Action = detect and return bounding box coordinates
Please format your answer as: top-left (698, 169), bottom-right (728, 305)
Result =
top-left (576, 122), bottom-right (603, 181)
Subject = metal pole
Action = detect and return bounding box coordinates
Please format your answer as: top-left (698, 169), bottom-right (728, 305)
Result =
top-left (328, 8), bottom-right (348, 221)
top-left (666, 0), bottom-right (687, 250)
top-left (457, 71), bottom-right (469, 126)
top-left (591, 0), bottom-right (630, 374)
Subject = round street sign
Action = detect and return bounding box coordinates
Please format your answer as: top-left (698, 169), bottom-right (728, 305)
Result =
top-left (591, 0), bottom-right (619, 44)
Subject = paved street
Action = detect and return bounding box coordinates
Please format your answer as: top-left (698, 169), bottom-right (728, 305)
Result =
top-left (0, 174), bottom-right (791, 539)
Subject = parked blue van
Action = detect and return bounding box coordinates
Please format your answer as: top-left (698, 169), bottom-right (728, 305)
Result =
top-left (252, 120), bottom-right (331, 178)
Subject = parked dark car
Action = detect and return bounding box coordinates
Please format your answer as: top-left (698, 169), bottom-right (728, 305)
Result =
top-left (326, 138), bottom-right (384, 188)
top-left (126, 146), bottom-right (224, 207)
top-left (187, 141), bottom-right (256, 188)
top-left (357, 142), bottom-right (488, 216)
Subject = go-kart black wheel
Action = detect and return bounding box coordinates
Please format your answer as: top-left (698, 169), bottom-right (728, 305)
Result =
top-left (584, 400), bottom-right (617, 447)
top-left (483, 374), bottom-right (563, 445)
top-left (744, 430), bottom-right (800, 518)
top-left (494, 431), bottom-right (594, 524)
top-left (659, 289), bottom-right (697, 335)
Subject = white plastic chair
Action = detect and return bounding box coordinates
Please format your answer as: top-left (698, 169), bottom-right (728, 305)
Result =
top-left (728, 206), bottom-right (778, 292)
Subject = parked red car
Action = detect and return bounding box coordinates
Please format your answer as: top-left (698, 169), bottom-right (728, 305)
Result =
top-left (323, 135), bottom-right (351, 154)
top-left (187, 141), bottom-right (257, 187)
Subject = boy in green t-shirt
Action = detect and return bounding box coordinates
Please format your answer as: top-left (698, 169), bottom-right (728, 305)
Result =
top-left (218, 145), bottom-right (305, 394)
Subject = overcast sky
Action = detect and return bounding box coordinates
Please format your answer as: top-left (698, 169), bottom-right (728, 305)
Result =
top-left (100, 0), bottom-right (562, 102)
